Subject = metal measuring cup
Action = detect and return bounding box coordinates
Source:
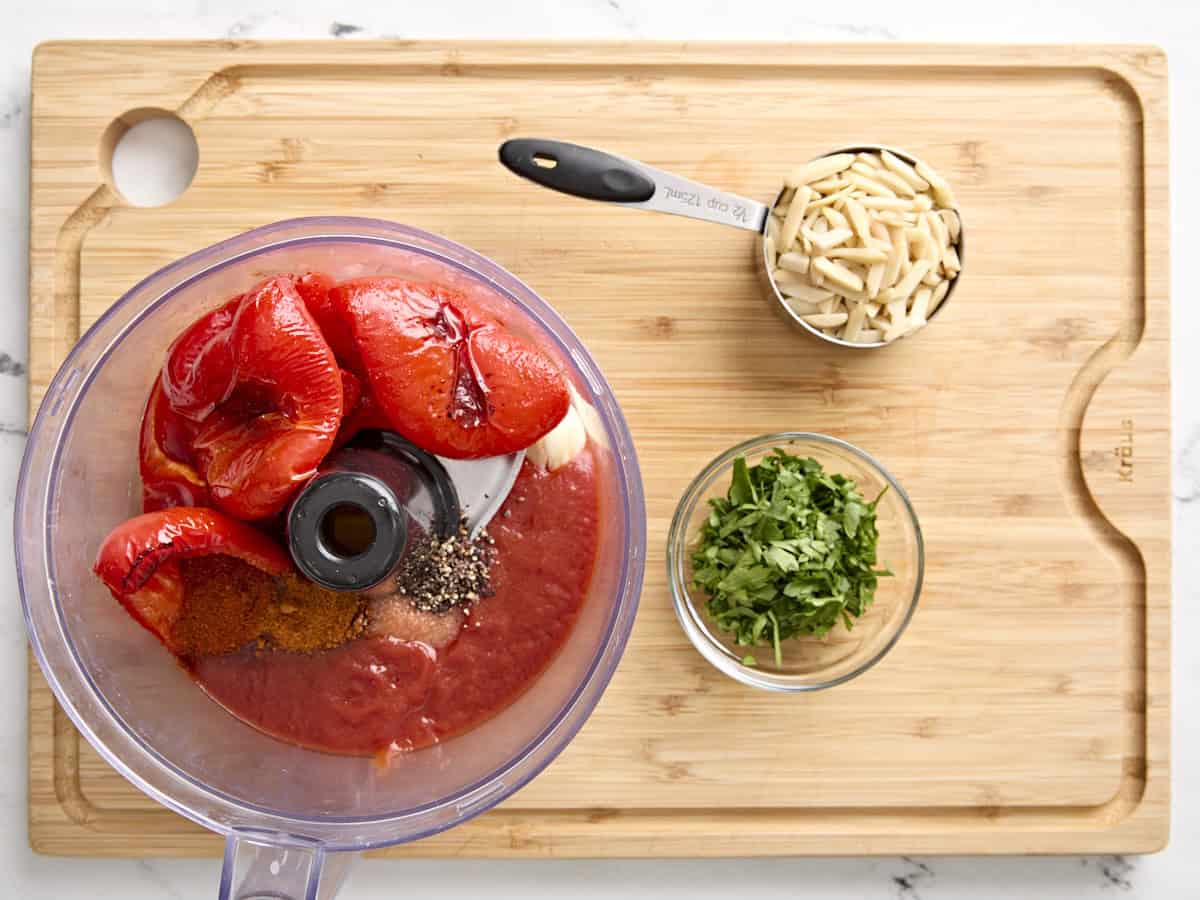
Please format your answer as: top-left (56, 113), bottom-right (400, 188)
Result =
top-left (499, 139), bottom-right (962, 349)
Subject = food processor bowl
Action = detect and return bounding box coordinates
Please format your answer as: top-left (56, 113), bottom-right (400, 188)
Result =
top-left (16, 217), bottom-right (645, 898)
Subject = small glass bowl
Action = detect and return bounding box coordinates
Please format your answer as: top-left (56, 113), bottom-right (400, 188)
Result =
top-left (667, 433), bottom-right (923, 691)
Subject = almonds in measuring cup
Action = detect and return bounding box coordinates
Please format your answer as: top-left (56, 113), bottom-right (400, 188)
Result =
top-left (765, 149), bottom-right (961, 344)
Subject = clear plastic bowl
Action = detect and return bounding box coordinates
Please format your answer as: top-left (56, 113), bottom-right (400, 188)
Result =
top-left (668, 433), bottom-right (921, 691)
top-left (15, 217), bottom-right (645, 899)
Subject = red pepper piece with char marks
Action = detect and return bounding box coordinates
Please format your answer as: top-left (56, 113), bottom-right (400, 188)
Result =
top-left (94, 507), bottom-right (291, 649)
top-left (170, 276), bottom-right (343, 520)
top-left (331, 278), bottom-right (569, 458)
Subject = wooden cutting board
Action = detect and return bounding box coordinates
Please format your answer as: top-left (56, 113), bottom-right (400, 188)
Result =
top-left (27, 41), bottom-right (1169, 856)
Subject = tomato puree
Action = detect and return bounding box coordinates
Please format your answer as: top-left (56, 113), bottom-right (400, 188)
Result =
top-left (193, 448), bottom-right (600, 755)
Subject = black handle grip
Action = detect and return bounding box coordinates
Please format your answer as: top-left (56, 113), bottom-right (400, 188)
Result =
top-left (499, 138), bottom-right (656, 204)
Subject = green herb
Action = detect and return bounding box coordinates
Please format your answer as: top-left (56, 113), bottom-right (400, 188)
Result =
top-left (692, 449), bottom-right (891, 667)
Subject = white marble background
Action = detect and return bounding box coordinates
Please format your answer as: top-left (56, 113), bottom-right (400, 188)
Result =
top-left (0, 1), bottom-right (1196, 897)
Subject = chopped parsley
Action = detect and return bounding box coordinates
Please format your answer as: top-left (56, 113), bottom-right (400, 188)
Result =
top-left (691, 448), bottom-right (891, 667)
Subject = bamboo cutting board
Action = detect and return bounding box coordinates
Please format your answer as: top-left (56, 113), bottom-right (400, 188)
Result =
top-left (28, 41), bottom-right (1169, 856)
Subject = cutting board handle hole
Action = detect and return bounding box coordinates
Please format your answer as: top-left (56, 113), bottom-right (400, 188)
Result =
top-left (532, 153), bottom-right (558, 169)
top-left (99, 108), bottom-right (198, 207)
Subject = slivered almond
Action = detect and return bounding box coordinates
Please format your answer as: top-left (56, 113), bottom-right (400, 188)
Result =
top-left (772, 271), bottom-right (830, 296)
top-left (808, 186), bottom-right (854, 208)
top-left (847, 171), bottom-right (897, 197)
top-left (785, 153), bottom-right (855, 189)
top-left (881, 259), bottom-right (933, 304)
top-left (809, 227), bottom-right (854, 251)
top-left (871, 167), bottom-right (917, 197)
top-left (856, 328), bottom-right (883, 344)
top-left (810, 176), bottom-right (850, 193)
top-left (799, 207), bottom-right (821, 238)
top-left (942, 246), bottom-right (962, 275)
top-left (915, 158), bottom-right (956, 207)
top-left (771, 268), bottom-right (805, 287)
top-left (780, 282), bottom-right (834, 303)
top-left (830, 287), bottom-right (872, 304)
top-left (784, 297), bottom-right (820, 316)
top-left (842, 301), bottom-right (868, 342)
top-left (913, 217), bottom-right (939, 266)
top-left (779, 185), bottom-right (812, 252)
top-left (929, 278), bottom-right (951, 314)
top-left (939, 208), bottom-right (961, 242)
top-left (909, 287), bottom-right (932, 326)
top-left (827, 247), bottom-right (888, 264)
top-left (880, 150), bottom-right (929, 191)
top-left (865, 262), bottom-right (885, 300)
top-left (777, 252), bottom-right (810, 274)
top-left (803, 312), bottom-right (849, 329)
top-left (822, 206), bottom-right (850, 231)
top-left (858, 196), bottom-right (913, 212)
top-left (883, 226), bottom-right (907, 287)
top-left (811, 256), bottom-right (864, 292)
top-left (905, 227), bottom-right (928, 262)
top-left (843, 196), bottom-right (872, 241)
top-left (926, 209), bottom-right (949, 251)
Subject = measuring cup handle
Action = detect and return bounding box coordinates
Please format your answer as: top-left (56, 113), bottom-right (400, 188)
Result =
top-left (499, 138), bottom-right (656, 203)
top-left (499, 137), bottom-right (767, 233)
top-left (218, 831), bottom-right (355, 900)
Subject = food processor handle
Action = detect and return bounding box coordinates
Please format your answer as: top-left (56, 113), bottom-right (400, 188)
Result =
top-left (219, 831), bottom-right (356, 900)
top-left (499, 137), bottom-right (768, 233)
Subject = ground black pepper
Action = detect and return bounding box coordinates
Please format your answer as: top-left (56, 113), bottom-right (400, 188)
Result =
top-left (395, 518), bottom-right (494, 613)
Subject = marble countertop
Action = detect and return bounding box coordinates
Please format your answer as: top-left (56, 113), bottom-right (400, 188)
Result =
top-left (1, 1), bottom-right (1196, 897)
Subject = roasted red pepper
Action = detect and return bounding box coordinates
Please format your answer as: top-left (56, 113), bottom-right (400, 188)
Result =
top-left (161, 297), bottom-right (239, 421)
top-left (339, 367), bottom-right (363, 414)
top-left (332, 369), bottom-right (395, 449)
top-left (94, 507), bottom-right (291, 649)
top-left (295, 271), bottom-right (362, 372)
top-left (331, 278), bottom-right (569, 458)
top-left (166, 276), bottom-right (343, 520)
top-left (139, 380), bottom-right (209, 512)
